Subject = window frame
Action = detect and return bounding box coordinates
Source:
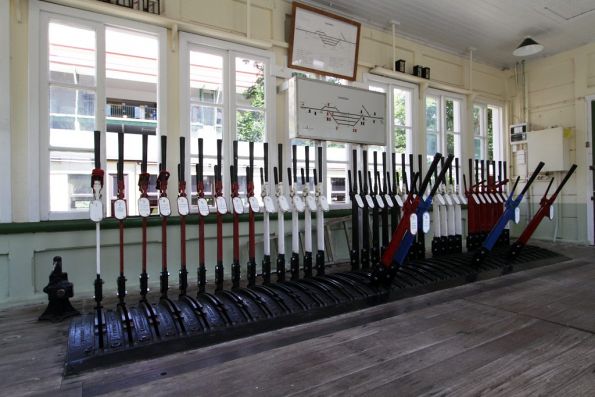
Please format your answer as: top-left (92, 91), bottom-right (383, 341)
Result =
top-left (425, 88), bottom-right (466, 160)
top-left (473, 100), bottom-right (504, 162)
top-left (179, 32), bottom-right (276, 210)
top-left (363, 73), bottom-right (419, 194)
top-left (0, 0), bottom-right (11, 222)
top-left (30, 1), bottom-right (167, 221)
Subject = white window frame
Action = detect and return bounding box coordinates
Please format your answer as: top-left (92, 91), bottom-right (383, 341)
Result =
top-left (29, 1), bottom-right (167, 221)
top-left (473, 101), bottom-right (504, 162)
top-left (360, 73), bottom-right (419, 198)
top-left (179, 32), bottom-right (276, 208)
top-left (0, 0), bottom-right (11, 222)
top-left (425, 88), bottom-right (466, 160)
top-left (364, 74), bottom-right (419, 158)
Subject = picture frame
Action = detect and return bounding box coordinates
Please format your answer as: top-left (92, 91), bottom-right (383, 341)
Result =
top-left (288, 2), bottom-right (361, 81)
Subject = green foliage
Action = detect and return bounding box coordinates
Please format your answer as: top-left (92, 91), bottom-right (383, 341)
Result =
top-left (236, 63), bottom-right (265, 142)
top-left (487, 107), bottom-right (494, 159)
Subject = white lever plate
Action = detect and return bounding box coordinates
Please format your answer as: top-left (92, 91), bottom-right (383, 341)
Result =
top-left (216, 196), bottom-right (228, 215)
top-left (197, 198), bottom-right (209, 216)
top-left (90, 200), bottom-right (103, 222)
top-left (375, 195), bottom-right (384, 209)
top-left (114, 199), bottom-right (127, 220)
top-left (138, 197), bottom-right (151, 217)
top-left (177, 196), bottom-right (189, 216)
top-left (277, 196), bottom-right (290, 212)
top-left (232, 197), bottom-right (244, 214)
top-left (410, 213), bottom-right (418, 235)
top-left (354, 194), bottom-right (364, 208)
top-left (384, 194), bottom-right (394, 208)
top-left (306, 195), bottom-right (317, 211)
top-left (548, 205), bottom-right (554, 220)
top-left (249, 196), bottom-right (261, 213)
top-left (293, 195), bottom-right (305, 212)
top-left (158, 197), bottom-right (171, 216)
top-left (263, 196), bottom-right (276, 213)
top-left (422, 211), bottom-right (431, 233)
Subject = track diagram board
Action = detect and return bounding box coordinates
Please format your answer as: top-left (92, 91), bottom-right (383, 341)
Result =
top-left (287, 77), bottom-right (387, 146)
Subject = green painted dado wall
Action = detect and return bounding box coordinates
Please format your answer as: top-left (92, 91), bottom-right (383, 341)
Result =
top-left (0, 211), bottom-right (355, 306)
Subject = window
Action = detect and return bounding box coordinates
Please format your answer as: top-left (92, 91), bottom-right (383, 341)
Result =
top-left (36, 4), bottom-right (166, 220)
top-left (180, 34), bottom-right (274, 207)
top-left (330, 177), bottom-right (346, 202)
top-left (367, 76), bottom-right (416, 190)
top-left (425, 91), bottom-right (464, 161)
top-left (473, 103), bottom-right (503, 161)
top-left (0, 0), bottom-right (11, 222)
top-left (326, 142), bottom-right (348, 204)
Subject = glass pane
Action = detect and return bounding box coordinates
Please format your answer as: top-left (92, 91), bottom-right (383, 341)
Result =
top-left (473, 105), bottom-right (481, 136)
top-left (425, 96), bottom-right (438, 131)
top-left (393, 88), bottom-right (411, 127)
top-left (106, 27), bottom-right (158, 84)
top-left (49, 87), bottom-right (96, 149)
top-left (235, 58), bottom-right (265, 109)
top-left (487, 107), bottom-right (494, 159)
top-left (49, 22), bottom-right (96, 86)
top-left (474, 137), bottom-right (483, 159)
top-left (236, 109), bottom-right (264, 142)
top-left (426, 133), bottom-right (438, 156)
top-left (189, 169), bottom-right (216, 206)
top-left (446, 99), bottom-right (454, 132)
top-left (394, 127), bottom-right (406, 154)
top-left (190, 51), bottom-right (224, 104)
top-left (327, 142), bottom-right (347, 203)
top-left (447, 99), bottom-right (461, 132)
top-left (330, 177), bottom-right (346, 202)
top-left (191, 104), bottom-right (223, 141)
top-left (447, 133), bottom-right (460, 157)
top-left (49, 151), bottom-right (94, 212)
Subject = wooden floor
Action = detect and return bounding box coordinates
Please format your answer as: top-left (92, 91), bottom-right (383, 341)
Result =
top-left (2, 242), bottom-right (595, 397)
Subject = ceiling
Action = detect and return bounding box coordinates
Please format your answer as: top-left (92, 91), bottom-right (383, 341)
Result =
top-left (301, 0), bottom-right (595, 69)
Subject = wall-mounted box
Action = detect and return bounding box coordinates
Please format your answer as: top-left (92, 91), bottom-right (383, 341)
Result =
top-left (526, 127), bottom-right (569, 172)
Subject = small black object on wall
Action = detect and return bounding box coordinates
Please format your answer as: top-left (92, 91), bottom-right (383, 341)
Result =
top-left (395, 59), bottom-right (406, 73)
top-left (39, 256), bottom-right (80, 323)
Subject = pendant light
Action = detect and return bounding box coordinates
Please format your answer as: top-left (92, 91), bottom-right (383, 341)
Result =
top-left (513, 37), bottom-right (544, 57)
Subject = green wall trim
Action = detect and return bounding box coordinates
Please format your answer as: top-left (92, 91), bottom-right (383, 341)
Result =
top-left (0, 209), bottom-right (353, 235)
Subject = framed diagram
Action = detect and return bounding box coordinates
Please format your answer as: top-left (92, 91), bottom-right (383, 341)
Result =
top-left (288, 2), bottom-right (361, 81)
top-left (287, 77), bottom-right (386, 146)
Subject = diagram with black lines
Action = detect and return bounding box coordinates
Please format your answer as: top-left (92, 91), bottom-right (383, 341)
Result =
top-left (291, 6), bottom-right (359, 78)
top-left (301, 104), bottom-right (384, 130)
top-left (288, 77), bottom-right (387, 146)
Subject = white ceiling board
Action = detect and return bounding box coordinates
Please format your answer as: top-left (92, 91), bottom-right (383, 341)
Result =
top-left (298, 0), bottom-right (595, 68)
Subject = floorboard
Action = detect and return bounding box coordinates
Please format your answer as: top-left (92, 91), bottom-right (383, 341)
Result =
top-left (1, 242), bottom-right (594, 397)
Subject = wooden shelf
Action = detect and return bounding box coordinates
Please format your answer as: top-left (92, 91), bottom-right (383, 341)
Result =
top-left (369, 67), bottom-right (473, 96)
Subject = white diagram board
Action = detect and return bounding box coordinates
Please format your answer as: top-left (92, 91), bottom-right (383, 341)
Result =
top-left (287, 77), bottom-right (387, 146)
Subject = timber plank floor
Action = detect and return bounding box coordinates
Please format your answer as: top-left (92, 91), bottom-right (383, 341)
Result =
top-left (1, 242), bottom-right (594, 396)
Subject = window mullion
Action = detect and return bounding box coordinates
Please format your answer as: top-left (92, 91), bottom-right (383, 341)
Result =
top-left (96, 22), bottom-right (106, 183)
top-left (222, 49), bottom-right (234, 201)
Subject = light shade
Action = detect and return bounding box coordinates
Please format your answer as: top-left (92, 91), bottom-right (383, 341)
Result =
top-left (513, 37), bottom-right (544, 57)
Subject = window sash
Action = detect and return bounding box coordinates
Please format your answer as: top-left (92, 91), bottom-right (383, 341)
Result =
top-left (35, 4), bottom-right (167, 221)
top-left (180, 33), bottom-right (274, 211)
